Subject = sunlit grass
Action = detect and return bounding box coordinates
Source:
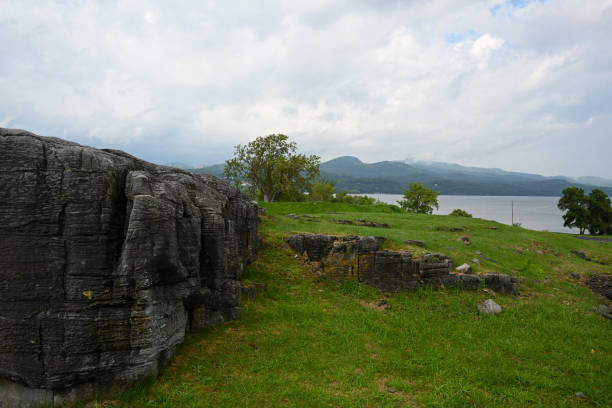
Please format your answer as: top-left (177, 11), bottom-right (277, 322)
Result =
top-left (75, 202), bottom-right (612, 408)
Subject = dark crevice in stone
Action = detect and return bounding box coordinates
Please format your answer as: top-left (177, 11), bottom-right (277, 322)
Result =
top-left (52, 239), bottom-right (68, 305)
top-left (41, 143), bottom-right (48, 171)
top-left (37, 325), bottom-right (45, 376)
top-left (58, 203), bottom-right (66, 236)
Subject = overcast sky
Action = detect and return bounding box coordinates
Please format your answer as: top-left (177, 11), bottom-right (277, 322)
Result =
top-left (1, 0), bottom-right (611, 177)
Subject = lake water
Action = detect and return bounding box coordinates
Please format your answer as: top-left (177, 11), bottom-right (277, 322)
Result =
top-left (363, 194), bottom-right (573, 233)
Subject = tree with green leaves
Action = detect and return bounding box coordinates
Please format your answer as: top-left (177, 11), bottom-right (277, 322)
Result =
top-left (558, 187), bottom-right (590, 234)
top-left (224, 134), bottom-right (320, 202)
top-left (586, 188), bottom-right (612, 235)
top-left (308, 180), bottom-right (336, 202)
top-left (397, 183), bottom-right (439, 214)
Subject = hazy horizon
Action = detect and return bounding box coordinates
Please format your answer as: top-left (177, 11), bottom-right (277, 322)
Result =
top-left (158, 154), bottom-right (609, 181)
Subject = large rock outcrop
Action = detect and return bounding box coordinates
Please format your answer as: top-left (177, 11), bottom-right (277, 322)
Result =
top-left (286, 234), bottom-right (518, 294)
top-left (0, 129), bottom-right (258, 406)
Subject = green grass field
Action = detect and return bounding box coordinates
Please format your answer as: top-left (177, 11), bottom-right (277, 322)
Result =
top-left (80, 202), bottom-right (612, 407)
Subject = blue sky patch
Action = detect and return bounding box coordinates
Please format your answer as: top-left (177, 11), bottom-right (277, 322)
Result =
top-left (445, 29), bottom-right (477, 44)
top-left (490, 0), bottom-right (545, 16)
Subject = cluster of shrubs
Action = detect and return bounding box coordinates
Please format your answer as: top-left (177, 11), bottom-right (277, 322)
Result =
top-left (308, 181), bottom-right (377, 205)
top-left (449, 208), bottom-right (472, 217)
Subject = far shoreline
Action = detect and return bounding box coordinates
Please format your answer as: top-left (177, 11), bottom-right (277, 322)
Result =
top-left (359, 194), bottom-right (574, 234)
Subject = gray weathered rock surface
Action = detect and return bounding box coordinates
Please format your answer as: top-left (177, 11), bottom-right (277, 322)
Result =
top-left (478, 299), bottom-right (502, 315)
top-left (404, 239), bottom-right (426, 248)
top-left (0, 129), bottom-right (258, 405)
top-left (597, 304), bottom-right (612, 320)
top-left (287, 234), bottom-right (520, 294)
top-left (574, 391), bottom-right (587, 400)
top-left (455, 263), bottom-right (472, 274)
top-left (484, 273), bottom-right (519, 296)
top-left (587, 274), bottom-right (612, 300)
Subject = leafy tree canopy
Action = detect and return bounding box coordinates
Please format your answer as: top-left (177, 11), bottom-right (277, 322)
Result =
top-left (309, 180), bottom-right (336, 202)
top-left (224, 134), bottom-right (320, 202)
top-left (586, 189), bottom-right (612, 235)
top-left (558, 187), bottom-right (590, 234)
top-left (398, 183), bottom-right (439, 214)
top-left (558, 187), bottom-right (612, 235)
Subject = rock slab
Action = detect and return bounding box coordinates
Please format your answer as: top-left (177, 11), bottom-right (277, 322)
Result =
top-left (455, 263), bottom-right (472, 274)
top-left (0, 129), bottom-right (258, 405)
top-left (478, 299), bottom-right (502, 315)
top-left (587, 275), bottom-right (612, 301)
top-left (287, 234), bottom-right (519, 294)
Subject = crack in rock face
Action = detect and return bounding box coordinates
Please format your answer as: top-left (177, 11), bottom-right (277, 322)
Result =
top-left (0, 129), bottom-right (258, 406)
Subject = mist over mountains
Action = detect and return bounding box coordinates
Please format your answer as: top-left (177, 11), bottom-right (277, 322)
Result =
top-left (184, 156), bottom-right (612, 196)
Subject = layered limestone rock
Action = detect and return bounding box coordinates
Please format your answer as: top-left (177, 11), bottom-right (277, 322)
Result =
top-left (0, 129), bottom-right (258, 406)
top-left (286, 234), bottom-right (517, 294)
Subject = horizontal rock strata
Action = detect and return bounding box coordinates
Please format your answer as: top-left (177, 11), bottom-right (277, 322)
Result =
top-left (0, 129), bottom-right (258, 406)
top-left (286, 234), bottom-right (518, 294)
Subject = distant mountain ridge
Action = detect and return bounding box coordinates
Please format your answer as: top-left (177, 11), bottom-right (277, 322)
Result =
top-left (319, 156), bottom-right (612, 196)
top-left (573, 176), bottom-right (612, 188)
top-left (180, 156), bottom-right (612, 196)
top-left (188, 163), bottom-right (225, 176)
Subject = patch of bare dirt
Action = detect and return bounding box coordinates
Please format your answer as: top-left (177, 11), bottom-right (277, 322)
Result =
top-left (359, 299), bottom-right (392, 312)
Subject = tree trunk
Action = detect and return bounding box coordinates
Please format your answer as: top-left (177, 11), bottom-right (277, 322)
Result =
top-left (262, 187), bottom-right (278, 202)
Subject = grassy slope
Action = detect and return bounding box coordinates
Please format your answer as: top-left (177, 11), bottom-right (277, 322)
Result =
top-left (80, 202), bottom-right (611, 408)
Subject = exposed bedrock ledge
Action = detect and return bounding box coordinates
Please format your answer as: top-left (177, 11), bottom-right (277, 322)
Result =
top-left (0, 129), bottom-right (258, 406)
top-left (286, 234), bottom-right (518, 294)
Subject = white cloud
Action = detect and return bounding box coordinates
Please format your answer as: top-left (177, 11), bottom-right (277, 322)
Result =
top-left (0, 0), bottom-right (610, 177)
top-left (471, 34), bottom-right (504, 60)
top-left (521, 54), bottom-right (571, 92)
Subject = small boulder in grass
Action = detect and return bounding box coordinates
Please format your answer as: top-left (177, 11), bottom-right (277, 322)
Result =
top-left (455, 263), bottom-right (472, 274)
top-left (574, 392), bottom-right (587, 400)
top-left (597, 304), bottom-right (612, 320)
top-left (404, 239), bottom-right (426, 248)
top-left (478, 299), bottom-right (502, 315)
